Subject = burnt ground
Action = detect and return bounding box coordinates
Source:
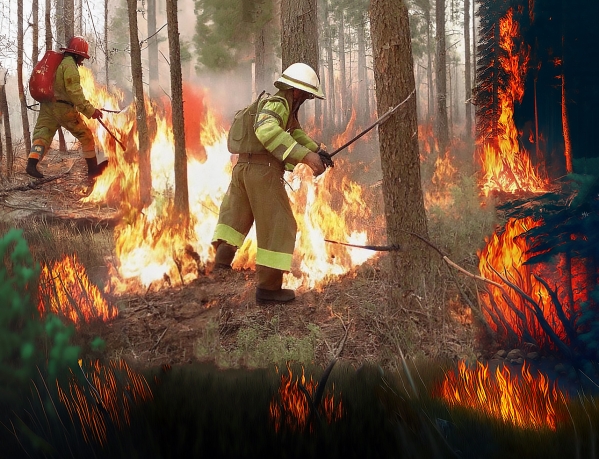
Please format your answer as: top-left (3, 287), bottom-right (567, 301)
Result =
top-left (1, 149), bottom-right (478, 374)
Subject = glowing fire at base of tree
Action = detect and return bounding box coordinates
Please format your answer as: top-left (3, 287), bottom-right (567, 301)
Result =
top-left (436, 361), bottom-right (567, 431)
top-left (57, 359), bottom-right (153, 445)
top-left (269, 364), bottom-right (343, 432)
top-left (38, 254), bottom-right (118, 324)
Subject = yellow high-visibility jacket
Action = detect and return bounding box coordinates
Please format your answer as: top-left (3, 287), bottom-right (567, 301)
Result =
top-left (254, 90), bottom-right (319, 171)
top-left (53, 55), bottom-right (96, 119)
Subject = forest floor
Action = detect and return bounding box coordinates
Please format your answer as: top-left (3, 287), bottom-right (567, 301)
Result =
top-left (2, 149), bottom-right (479, 375)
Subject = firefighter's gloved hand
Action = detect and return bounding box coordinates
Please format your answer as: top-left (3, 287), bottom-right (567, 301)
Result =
top-left (317, 147), bottom-right (334, 169)
top-left (91, 108), bottom-right (103, 119)
top-left (302, 151), bottom-right (326, 177)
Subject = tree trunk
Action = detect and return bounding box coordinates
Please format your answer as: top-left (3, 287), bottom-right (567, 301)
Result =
top-left (166, 0), bottom-right (189, 221)
top-left (64, 0), bottom-right (75, 41)
top-left (45, 0), bottom-right (52, 51)
top-left (337, 7), bottom-right (350, 126)
top-left (425, 5), bottom-right (433, 123)
top-left (105, 0), bottom-right (109, 85)
top-left (0, 71), bottom-right (14, 178)
top-left (56, 0), bottom-right (68, 152)
top-left (127, 0), bottom-right (152, 207)
top-left (357, 15), bottom-right (369, 126)
top-left (33, 0), bottom-right (40, 65)
top-left (18, 0), bottom-right (32, 155)
top-left (280, 0), bottom-right (318, 71)
top-left (435, 0), bottom-right (449, 153)
top-left (323, 0), bottom-right (336, 132)
top-left (255, 27), bottom-right (267, 93)
top-left (370, 0), bottom-right (431, 309)
top-left (464, 0), bottom-right (472, 139)
top-left (148, 0), bottom-right (159, 100)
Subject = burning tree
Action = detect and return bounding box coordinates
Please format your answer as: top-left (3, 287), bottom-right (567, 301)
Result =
top-left (479, 176), bottom-right (599, 373)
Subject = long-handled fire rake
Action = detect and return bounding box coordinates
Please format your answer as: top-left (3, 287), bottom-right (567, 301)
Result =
top-left (97, 116), bottom-right (126, 150)
top-left (328, 88), bottom-right (415, 158)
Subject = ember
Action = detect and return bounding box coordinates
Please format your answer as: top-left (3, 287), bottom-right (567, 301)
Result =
top-left (269, 364), bottom-right (342, 432)
top-left (436, 360), bottom-right (567, 431)
top-left (38, 254), bottom-right (117, 324)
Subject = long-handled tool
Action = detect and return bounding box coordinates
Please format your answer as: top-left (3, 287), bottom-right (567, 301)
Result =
top-left (97, 117), bottom-right (126, 150)
top-left (328, 88), bottom-right (415, 158)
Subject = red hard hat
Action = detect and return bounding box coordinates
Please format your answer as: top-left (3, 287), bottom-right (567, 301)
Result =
top-left (60, 36), bottom-right (90, 60)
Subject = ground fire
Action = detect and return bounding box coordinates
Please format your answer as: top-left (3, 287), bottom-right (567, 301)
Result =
top-left (436, 360), bottom-right (567, 431)
top-left (269, 364), bottom-right (343, 433)
top-left (57, 358), bottom-right (153, 444)
top-left (75, 68), bottom-right (380, 295)
top-left (38, 253), bottom-right (118, 324)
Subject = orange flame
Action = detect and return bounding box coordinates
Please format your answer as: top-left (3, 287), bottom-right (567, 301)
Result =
top-left (478, 217), bottom-right (587, 349)
top-left (75, 68), bottom-right (379, 294)
top-left (436, 360), bottom-right (567, 430)
top-left (38, 254), bottom-right (117, 324)
top-left (57, 359), bottom-right (153, 444)
top-left (479, 8), bottom-right (548, 196)
top-left (269, 364), bottom-right (343, 432)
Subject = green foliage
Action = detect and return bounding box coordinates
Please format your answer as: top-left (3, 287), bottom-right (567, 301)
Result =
top-left (195, 317), bottom-right (321, 368)
top-left (0, 229), bottom-right (82, 397)
top-left (193, 0), bottom-right (274, 71)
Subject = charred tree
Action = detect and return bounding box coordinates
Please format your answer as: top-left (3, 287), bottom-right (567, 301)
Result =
top-left (370, 0), bottom-right (432, 308)
top-left (127, 0), bottom-right (152, 207)
top-left (166, 0), bottom-right (189, 221)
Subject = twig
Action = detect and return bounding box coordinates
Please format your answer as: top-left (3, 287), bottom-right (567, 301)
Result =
top-left (150, 327), bottom-right (168, 352)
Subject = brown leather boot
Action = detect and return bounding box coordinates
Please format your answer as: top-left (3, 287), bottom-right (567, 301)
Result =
top-left (256, 265), bottom-right (295, 303)
top-left (214, 242), bottom-right (237, 270)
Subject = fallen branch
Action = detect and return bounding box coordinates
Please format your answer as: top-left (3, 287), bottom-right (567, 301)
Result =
top-left (0, 161), bottom-right (76, 194)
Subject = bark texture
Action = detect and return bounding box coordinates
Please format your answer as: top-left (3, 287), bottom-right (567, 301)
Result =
top-left (369, 0), bottom-right (432, 307)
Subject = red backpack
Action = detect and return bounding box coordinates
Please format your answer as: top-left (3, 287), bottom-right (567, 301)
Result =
top-left (29, 50), bottom-right (64, 103)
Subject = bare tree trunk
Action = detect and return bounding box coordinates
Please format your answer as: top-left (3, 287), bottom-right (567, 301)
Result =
top-left (18, 0), bottom-right (32, 155)
top-left (128, 0), bottom-right (152, 207)
top-left (45, 0), bottom-right (52, 51)
top-left (56, 0), bottom-right (68, 152)
top-left (435, 0), bottom-right (449, 153)
top-left (425, 5), bottom-right (433, 123)
top-left (357, 15), bottom-right (369, 126)
top-left (255, 27), bottom-right (267, 93)
top-left (166, 0), bottom-right (189, 220)
top-left (464, 0), bottom-right (472, 139)
top-left (64, 0), bottom-right (75, 41)
top-left (1, 71), bottom-right (14, 178)
top-left (337, 7), bottom-right (350, 126)
top-left (323, 0), bottom-right (336, 132)
top-left (370, 0), bottom-right (432, 308)
top-left (280, 0), bottom-right (318, 71)
top-left (33, 0), bottom-right (40, 65)
top-left (148, 0), bottom-right (159, 99)
top-left (105, 0), bottom-right (109, 85)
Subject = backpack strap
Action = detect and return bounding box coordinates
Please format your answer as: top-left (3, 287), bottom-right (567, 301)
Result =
top-left (254, 95), bottom-right (287, 130)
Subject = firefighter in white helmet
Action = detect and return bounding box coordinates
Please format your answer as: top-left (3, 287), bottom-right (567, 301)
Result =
top-left (26, 36), bottom-right (107, 179)
top-left (212, 62), bottom-right (334, 304)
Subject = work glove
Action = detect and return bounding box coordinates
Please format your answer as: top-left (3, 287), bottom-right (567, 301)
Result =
top-left (91, 108), bottom-right (103, 119)
top-left (316, 147), bottom-right (334, 169)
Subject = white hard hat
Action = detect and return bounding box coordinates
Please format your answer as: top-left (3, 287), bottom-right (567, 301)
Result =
top-left (274, 63), bottom-right (325, 100)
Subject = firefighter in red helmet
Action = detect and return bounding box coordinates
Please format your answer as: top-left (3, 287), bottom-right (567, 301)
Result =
top-left (26, 35), bottom-right (108, 179)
